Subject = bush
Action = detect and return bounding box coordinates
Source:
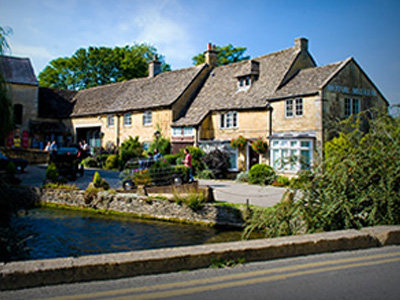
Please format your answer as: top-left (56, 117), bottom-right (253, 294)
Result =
top-left (120, 136), bottom-right (143, 166)
top-left (202, 149), bottom-right (230, 178)
top-left (132, 169), bottom-right (152, 186)
top-left (272, 175), bottom-right (291, 187)
top-left (172, 187), bottom-right (208, 211)
top-left (248, 164), bottom-right (275, 185)
top-left (105, 154), bottom-right (118, 170)
top-left (81, 157), bottom-right (98, 168)
top-left (197, 169), bottom-right (215, 179)
top-left (92, 171), bottom-right (110, 190)
top-left (296, 114), bottom-right (400, 232)
top-left (235, 171), bottom-right (249, 183)
top-left (46, 163), bottom-right (59, 182)
top-left (149, 136), bottom-right (171, 156)
top-left (164, 153), bottom-right (180, 165)
top-left (177, 146), bottom-right (206, 174)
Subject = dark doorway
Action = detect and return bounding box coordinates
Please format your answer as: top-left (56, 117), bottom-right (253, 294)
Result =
top-left (248, 144), bottom-right (259, 170)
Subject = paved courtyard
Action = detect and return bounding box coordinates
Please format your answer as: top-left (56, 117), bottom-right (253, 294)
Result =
top-left (17, 165), bottom-right (285, 207)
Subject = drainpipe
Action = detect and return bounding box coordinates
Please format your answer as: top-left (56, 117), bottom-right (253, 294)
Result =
top-left (116, 114), bottom-right (120, 147)
top-left (266, 103), bottom-right (273, 137)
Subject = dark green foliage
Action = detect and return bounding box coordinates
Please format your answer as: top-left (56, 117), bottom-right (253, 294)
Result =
top-left (164, 153), bottom-right (180, 165)
top-left (149, 136), bottom-right (171, 156)
top-left (248, 164), bottom-right (275, 185)
top-left (46, 163), bottom-right (60, 182)
top-left (5, 161), bottom-right (16, 178)
top-left (105, 154), bottom-right (118, 170)
top-left (81, 157), bottom-right (98, 168)
top-left (39, 44), bottom-right (171, 90)
top-left (192, 44), bottom-right (250, 66)
top-left (177, 146), bottom-right (206, 174)
top-left (197, 169), bottom-right (215, 179)
top-left (297, 114), bottom-right (400, 232)
top-left (202, 149), bottom-right (230, 179)
top-left (120, 136), bottom-right (142, 167)
top-left (244, 191), bottom-right (302, 238)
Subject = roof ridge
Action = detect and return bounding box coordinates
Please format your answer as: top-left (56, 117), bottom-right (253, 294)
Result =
top-left (77, 63), bottom-right (207, 93)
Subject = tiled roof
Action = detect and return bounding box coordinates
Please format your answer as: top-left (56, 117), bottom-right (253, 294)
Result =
top-left (71, 64), bottom-right (207, 117)
top-left (0, 55), bottom-right (38, 86)
top-left (38, 87), bottom-right (77, 119)
top-left (173, 48), bottom-right (301, 126)
top-left (270, 60), bottom-right (346, 100)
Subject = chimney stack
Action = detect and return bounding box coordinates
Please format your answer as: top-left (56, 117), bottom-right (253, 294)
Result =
top-left (148, 55), bottom-right (162, 78)
top-left (205, 43), bottom-right (218, 67)
top-left (294, 37), bottom-right (308, 51)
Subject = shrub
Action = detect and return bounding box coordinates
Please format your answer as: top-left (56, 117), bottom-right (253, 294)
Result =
top-left (248, 164), bottom-right (275, 185)
top-left (105, 154), bottom-right (118, 170)
top-left (149, 136), bottom-right (171, 155)
top-left (272, 175), bottom-right (291, 187)
top-left (92, 171), bottom-right (110, 190)
top-left (81, 157), bottom-right (98, 168)
top-left (120, 136), bottom-right (143, 166)
top-left (235, 171), bottom-right (249, 183)
top-left (46, 163), bottom-right (59, 182)
top-left (177, 146), bottom-right (206, 174)
top-left (197, 169), bottom-right (215, 179)
top-left (172, 187), bottom-right (207, 211)
top-left (164, 153), bottom-right (180, 165)
top-left (202, 149), bottom-right (230, 178)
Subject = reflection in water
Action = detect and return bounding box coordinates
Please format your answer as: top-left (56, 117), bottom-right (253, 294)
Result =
top-left (5, 207), bottom-right (249, 262)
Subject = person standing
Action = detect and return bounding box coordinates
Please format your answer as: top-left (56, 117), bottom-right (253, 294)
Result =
top-left (44, 141), bottom-right (51, 151)
top-left (49, 141), bottom-right (57, 162)
top-left (183, 148), bottom-right (194, 182)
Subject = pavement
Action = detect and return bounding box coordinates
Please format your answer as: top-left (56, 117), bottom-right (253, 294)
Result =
top-left (17, 165), bottom-right (286, 207)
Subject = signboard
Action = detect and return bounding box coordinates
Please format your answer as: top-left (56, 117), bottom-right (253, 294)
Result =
top-left (327, 84), bottom-right (377, 97)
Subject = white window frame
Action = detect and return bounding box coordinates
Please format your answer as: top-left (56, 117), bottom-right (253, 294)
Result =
top-left (183, 127), bottom-right (194, 137)
top-left (124, 113), bottom-right (132, 126)
top-left (143, 111), bottom-right (152, 126)
top-left (286, 98), bottom-right (303, 118)
top-left (344, 98), bottom-right (360, 117)
top-left (172, 127), bottom-right (182, 137)
top-left (107, 114), bottom-right (115, 127)
top-left (220, 111), bottom-right (238, 129)
top-left (270, 138), bottom-right (313, 173)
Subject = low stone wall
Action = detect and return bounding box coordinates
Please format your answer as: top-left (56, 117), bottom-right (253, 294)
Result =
top-left (40, 189), bottom-right (245, 227)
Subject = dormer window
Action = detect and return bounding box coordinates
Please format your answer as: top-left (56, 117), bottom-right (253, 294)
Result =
top-left (238, 76), bottom-right (252, 89)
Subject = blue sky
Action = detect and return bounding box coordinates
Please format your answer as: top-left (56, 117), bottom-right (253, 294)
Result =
top-left (1, 0), bottom-right (399, 106)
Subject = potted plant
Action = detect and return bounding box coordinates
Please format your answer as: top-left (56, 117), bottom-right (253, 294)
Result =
top-left (230, 136), bottom-right (248, 150)
top-left (251, 138), bottom-right (268, 154)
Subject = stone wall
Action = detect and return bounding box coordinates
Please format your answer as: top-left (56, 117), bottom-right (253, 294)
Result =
top-left (0, 147), bottom-right (49, 164)
top-left (40, 189), bottom-right (245, 227)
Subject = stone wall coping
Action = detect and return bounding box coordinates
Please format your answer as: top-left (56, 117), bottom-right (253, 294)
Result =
top-left (1, 226), bottom-right (399, 290)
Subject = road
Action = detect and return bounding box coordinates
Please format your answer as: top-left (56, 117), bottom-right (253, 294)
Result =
top-left (17, 165), bottom-right (285, 207)
top-left (2, 246), bottom-right (399, 299)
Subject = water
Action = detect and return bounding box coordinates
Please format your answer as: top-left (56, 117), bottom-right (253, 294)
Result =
top-left (4, 207), bottom-right (247, 262)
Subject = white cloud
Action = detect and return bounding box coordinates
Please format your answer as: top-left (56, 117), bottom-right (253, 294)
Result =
top-left (117, 1), bottom-right (197, 69)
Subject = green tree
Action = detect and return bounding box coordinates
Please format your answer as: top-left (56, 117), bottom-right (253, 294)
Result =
top-left (0, 26), bottom-right (13, 145)
top-left (39, 44), bottom-right (171, 90)
top-left (192, 44), bottom-right (250, 66)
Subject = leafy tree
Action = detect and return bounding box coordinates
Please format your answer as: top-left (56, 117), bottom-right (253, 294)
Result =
top-left (0, 26), bottom-right (13, 145)
top-left (39, 44), bottom-right (171, 90)
top-left (192, 44), bottom-right (250, 66)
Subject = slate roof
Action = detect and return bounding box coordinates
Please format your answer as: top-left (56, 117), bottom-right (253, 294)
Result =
top-left (173, 47), bottom-right (303, 126)
top-left (0, 55), bottom-right (38, 85)
top-left (38, 87), bottom-right (77, 119)
top-left (71, 64), bottom-right (207, 117)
